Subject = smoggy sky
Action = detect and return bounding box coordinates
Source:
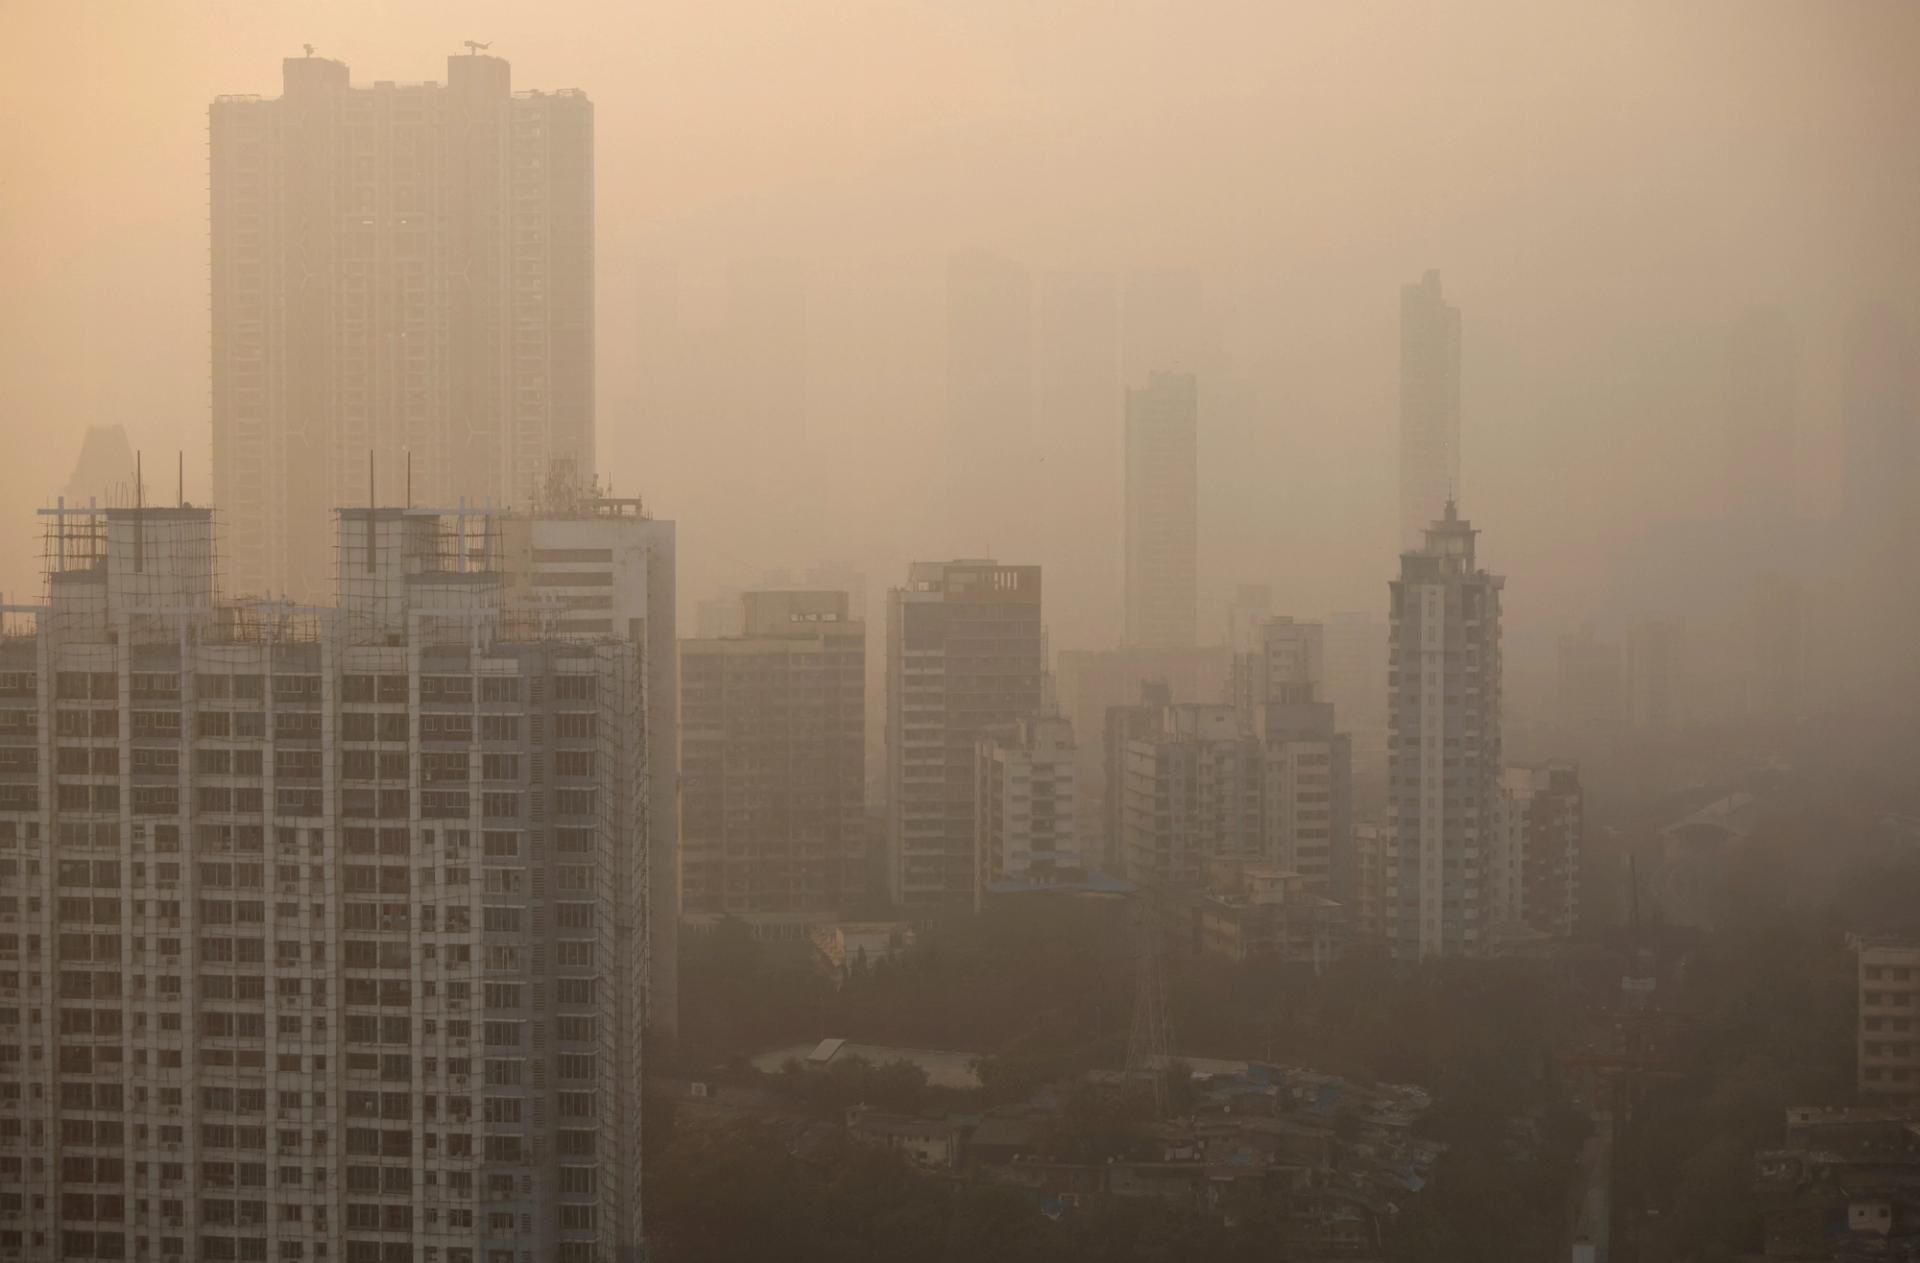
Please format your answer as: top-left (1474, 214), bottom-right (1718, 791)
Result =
top-left (3, 1), bottom-right (1916, 680)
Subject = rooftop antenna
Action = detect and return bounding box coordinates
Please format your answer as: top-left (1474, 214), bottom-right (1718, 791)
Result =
top-left (302, 43), bottom-right (315, 58)
top-left (464, 40), bottom-right (491, 54)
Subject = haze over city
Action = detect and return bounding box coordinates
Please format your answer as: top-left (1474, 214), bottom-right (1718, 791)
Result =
top-left (6, 2), bottom-right (1918, 686)
top-left (1, 3), bottom-right (1917, 1261)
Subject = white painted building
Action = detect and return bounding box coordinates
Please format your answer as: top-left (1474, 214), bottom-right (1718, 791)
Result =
top-left (974, 715), bottom-right (1079, 905)
top-left (1388, 501), bottom-right (1504, 958)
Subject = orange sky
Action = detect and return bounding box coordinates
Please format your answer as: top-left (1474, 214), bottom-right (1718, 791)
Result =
top-left (2, 0), bottom-right (1915, 668)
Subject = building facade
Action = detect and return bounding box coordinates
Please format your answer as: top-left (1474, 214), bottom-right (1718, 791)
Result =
top-left (497, 493), bottom-right (678, 1041)
top-left (1625, 617), bottom-right (1687, 732)
top-left (973, 716), bottom-right (1079, 905)
top-left (885, 561), bottom-right (1044, 907)
top-left (1119, 693), bottom-right (1352, 905)
top-left (212, 52), bottom-right (594, 602)
top-left (1388, 501), bottom-right (1504, 959)
top-left (1856, 940), bottom-right (1920, 1107)
top-left (1399, 271), bottom-right (1462, 551)
top-left (0, 502), bottom-right (648, 1262)
top-left (1124, 372), bottom-right (1199, 649)
top-left (1055, 648), bottom-right (1230, 875)
top-left (1555, 626), bottom-right (1623, 743)
top-left (1322, 611), bottom-right (1389, 814)
top-left (1229, 616), bottom-right (1323, 712)
top-left (1195, 858), bottom-right (1341, 967)
top-left (679, 591), bottom-right (866, 920)
top-left (1490, 762), bottom-right (1583, 941)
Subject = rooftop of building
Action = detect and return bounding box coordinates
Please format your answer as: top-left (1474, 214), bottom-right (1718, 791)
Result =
top-left (751, 1039), bottom-right (986, 1091)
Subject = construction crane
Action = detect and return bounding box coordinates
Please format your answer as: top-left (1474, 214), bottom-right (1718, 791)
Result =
top-left (464, 40), bottom-right (492, 55)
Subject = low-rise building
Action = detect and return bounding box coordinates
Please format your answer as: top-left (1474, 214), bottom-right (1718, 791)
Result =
top-left (845, 1106), bottom-right (963, 1168)
top-left (812, 921), bottom-right (916, 980)
top-left (1755, 1107), bottom-right (1920, 1258)
top-left (1195, 857), bottom-right (1341, 967)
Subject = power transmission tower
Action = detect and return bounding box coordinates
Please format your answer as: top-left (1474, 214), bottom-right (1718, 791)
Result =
top-left (1124, 894), bottom-right (1173, 1114)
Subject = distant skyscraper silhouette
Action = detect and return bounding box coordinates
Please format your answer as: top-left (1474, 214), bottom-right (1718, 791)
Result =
top-left (1838, 302), bottom-right (1919, 705)
top-left (61, 424), bottom-right (136, 506)
top-left (1124, 372), bottom-right (1199, 648)
top-left (1843, 301), bottom-right (1915, 525)
top-left (1398, 271), bottom-right (1462, 551)
top-left (1723, 306), bottom-right (1797, 523)
top-left (944, 251), bottom-right (1034, 533)
top-left (211, 51), bottom-right (594, 600)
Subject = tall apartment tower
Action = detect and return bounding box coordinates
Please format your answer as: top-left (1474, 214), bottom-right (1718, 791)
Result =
top-left (1399, 271), bottom-right (1462, 551)
top-left (885, 561), bottom-right (1043, 907)
top-left (1625, 617), bottom-right (1688, 731)
top-left (0, 501), bottom-right (648, 1262)
top-left (944, 252), bottom-right (1035, 535)
top-left (211, 51), bottom-right (595, 602)
top-left (679, 591), bottom-right (866, 921)
top-left (1723, 306), bottom-right (1797, 524)
top-left (1388, 501), bottom-right (1504, 959)
top-left (1840, 303), bottom-right (1918, 707)
top-left (1555, 625), bottom-right (1624, 741)
top-left (1124, 372), bottom-right (1199, 649)
top-left (496, 491), bottom-right (678, 1039)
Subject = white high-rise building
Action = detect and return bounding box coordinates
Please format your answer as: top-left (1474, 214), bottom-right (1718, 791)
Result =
top-left (498, 492), bottom-right (679, 1039)
top-left (0, 500), bottom-right (649, 1262)
top-left (1388, 501), bottom-right (1504, 958)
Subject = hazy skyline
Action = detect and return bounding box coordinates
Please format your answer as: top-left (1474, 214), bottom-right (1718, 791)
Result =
top-left (4, 1), bottom-right (1917, 680)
